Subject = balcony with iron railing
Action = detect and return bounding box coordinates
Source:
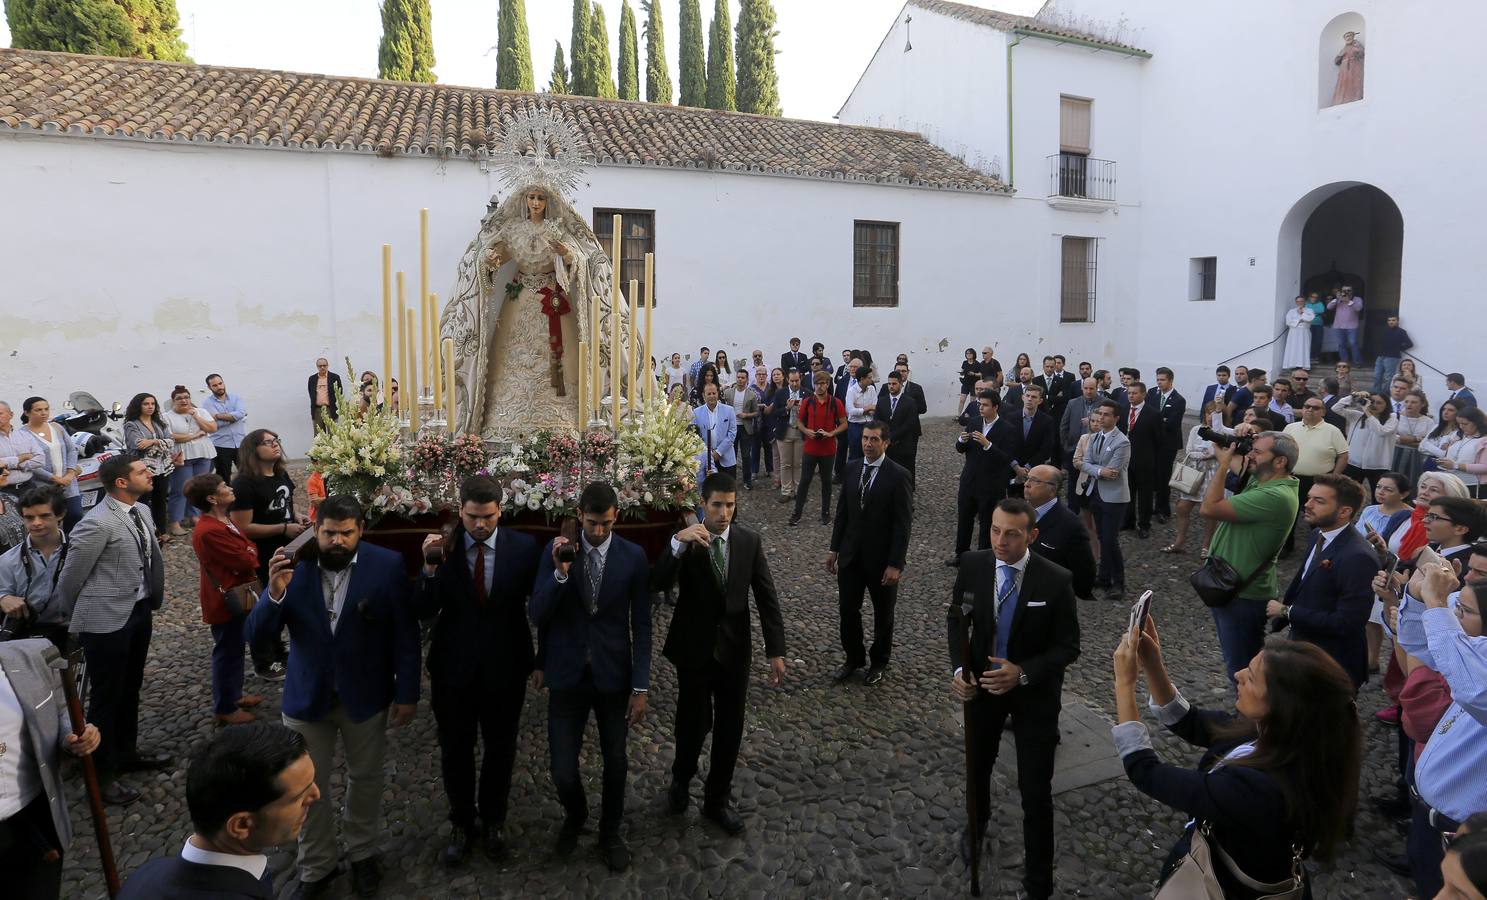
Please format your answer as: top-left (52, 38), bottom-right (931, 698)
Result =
top-left (1046, 153), bottom-right (1117, 212)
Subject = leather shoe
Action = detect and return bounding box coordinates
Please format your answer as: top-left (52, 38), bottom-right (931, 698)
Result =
top-left (101, 780), bottom-right (141, 806)
top-left (598, 833), bottom-right (632, 872)
top-left (483, 823), bottom-right (507, 860)
top-left (1104, 584), bottom-right (1126, 602)
top-left (442, 827), bottom-right (473, 868)
top-left (787, 517), bottom-right (800, 528)
top-left (667, 778), bottom-right (690, 815)
top-left (831, 664), bottom-right (860, 684)
top-left (120, 753), bottom-right (174, 773)
top-left (236, 694), bottom-right (265, 708)
top-left (1154, 513), bottom-right (1170, 524)
top-left (290, 871), bottom-right (340, 900)
top-left (863, 665), bottom-right (887, 686)
top-left (702, 803), bottom-right (745, 836)
top-left (1372, 847), bottom-right (1411, 877)
top-left (214, 709), bottom-right (256, 726)
top-left (555, 818), bottom-right (583, 857)
top-left (1137, 527), bottom-right (1151, 539)
top-left (350, 857), bottom-right (380, 898)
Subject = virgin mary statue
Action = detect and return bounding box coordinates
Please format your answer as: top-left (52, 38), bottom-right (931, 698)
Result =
top-left (441, 107), bottom-right (641, 439)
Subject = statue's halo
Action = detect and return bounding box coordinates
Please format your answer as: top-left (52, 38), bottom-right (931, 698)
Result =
top-left (485, 106), bottom-right (590, 199)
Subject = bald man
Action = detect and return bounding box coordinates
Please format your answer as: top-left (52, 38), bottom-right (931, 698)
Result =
top-left (1021, 465), bottom-right (1095, 601)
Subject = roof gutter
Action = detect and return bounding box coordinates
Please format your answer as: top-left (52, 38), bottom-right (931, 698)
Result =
top-left (1006, 32), bottom-right (1023, 189)
top-left (1010, 27), bottom-right (1153, 59)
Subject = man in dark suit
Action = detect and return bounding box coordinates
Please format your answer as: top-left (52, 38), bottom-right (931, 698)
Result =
top-left (780, 337), bottom-right (807, 377)
top-left (949, 391), bottom-right (1019, 566)
top-left (1022, 465), bottom-right (1096, 600)
top-left (1267, 475), bottom-right (1375, 688)
top-left (893, 362), bottom-right (928, 416)
top-left (249, 495), bottom-right (420, 900)
top-left (829, 421), bottom-right (913, 686)
top-left (1051, 355), bottom-right (1078, 412)
top-left (1011, 384), bottom-right (1057, 490)
top-left (1032, 356), bottom-right (1068, 427)
top-left (1446, 373), bottom-right (1477, 409)
top-left (306, 358), bottom-right (342, 432)
top-left (948, 499), bottom-right (1081, 900)
top-left (874, 370), bottom-right (922, 481)
top-left (1150, 368), bottom-right (1187, 522)
top-left (1200, 366), bottom-right (1236, 415)
top-left (529, 482), bottom-right (651, 872)
top-left (119, 724), bottom-right (318, 900)
top-left (414, 476), bottom-right (539, 867)
top-left (654, 473), bottom-right (786, 836)
top-left (1109, 367), bottom-right (1138, 409)
top-left (1116, 381), bottom-right (1162, 538)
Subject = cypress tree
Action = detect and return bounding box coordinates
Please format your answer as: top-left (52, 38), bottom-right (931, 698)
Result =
top-left (6, 0), bottom-right (194, 60)
top-left (495, 0), bottom-right (534, 91)
top-left (704, 0), bottom-right (734, 111)
top-left (568, 0), bottom-right (591, 95)
top-left (549, 40), bottom-right (570, 94)
top-left (616, 0), bottom-right (638, 101)
top-left (641, 0), bottom-right (671, 104)
top-left (677, 0), bottom-right (705, 107)
top-left (588, 2), bottom-right (616, 99)
top-left (378, 0), bottom-right (436, 83)
top-left (734, 0), bottom-right (780, 116)
top-left (115, 0), bottom-right (190, 61)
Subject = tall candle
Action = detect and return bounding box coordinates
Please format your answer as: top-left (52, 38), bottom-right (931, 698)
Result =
top-left (420, 208), bottom-right (430, 390)
top-left (396, 272), bottom-right (408, 422)
top-left (609, 215), bottom-right (622, 426)
top-left (590, 295), bottom-right (601, 417)
top-left (627, 278), bottom-right (639, 418)
top-left (406, 309), bottom-right (420, 433)
top-left (643, 253), bottom-right (655, 408)
top-left (443, 337), bottom-right (456, 434)
top-left (577, 340), bottom-right (589, 428)
top-left (430, 293), bottom-right (442, 410)
top-left (382, 245), bottom-right (393, 400)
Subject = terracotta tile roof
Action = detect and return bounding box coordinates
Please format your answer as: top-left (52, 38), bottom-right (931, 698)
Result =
top-left (909, 0), bottom-right (1149, 56)
top-left (0, 47), bottom-right (1009, 194)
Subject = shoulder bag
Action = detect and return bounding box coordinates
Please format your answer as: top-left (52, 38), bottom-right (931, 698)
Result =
top-left (1190, 547), bottom-right (1279, 609)
top-left (1154, 822), bottom-right (1304, 899)
top-left (1169, 449), bottom-right (1205, 495)
top-left (202, 560), bottom-right (262, 618)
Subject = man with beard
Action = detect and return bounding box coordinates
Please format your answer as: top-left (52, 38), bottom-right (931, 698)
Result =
top-left (250, 495), bottom-right (419, 900)
top-left (200, 374), bottom-right (248, 482)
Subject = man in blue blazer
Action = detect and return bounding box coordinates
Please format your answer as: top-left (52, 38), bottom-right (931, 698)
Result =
top-left (1200, 365), bottom-right (1237, 414)
top-left (1267, 474), bottom-right (1376, 688)
top-left (692, 383), bottom-right (738, 479)
top-left (529, 482), bottom-right (651, 872)
top-left (414, 476), bottom-right (539, 867)
top-left (249, 495), bottom-right (419, 900)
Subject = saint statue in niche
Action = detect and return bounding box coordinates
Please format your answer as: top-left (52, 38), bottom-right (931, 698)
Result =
top-left (1330, 31), bottom-right (1365, 106)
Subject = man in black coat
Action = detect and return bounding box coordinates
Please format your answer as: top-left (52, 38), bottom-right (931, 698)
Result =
top-left (1032, 356), bottom-right (1069, 427)
top-left (829, 421), bottom-right (913, 686)
top-left (653, 473), bottom-right (786, 836)
top-left (1150, 368), bottom-right (1187, 522)
top-left (415, 476), bottom-right (540, 866)
top-left (780, 337), bottom-right (807, 377)
top-left (306, 358), bottom-right (342, 432)
top-left (118, 724), bottom-right (317, 900)
top-left (874, 370), bottom-right (923, 482)
top-left (893, 361), bottom-right (929, 416)
top-left (948, 499), bottom-right (1081, 900)
top-left (1266, 474), bottom-right (1376, 688)
top-left (1010, 384), bottom-right (1057, 496)
top-left (1116, 381), bottom-right (1163, 538)
top-left (1022, 465), bottom-right (1096, 601)
top-left (948, 390), bottom-right (1020, 566)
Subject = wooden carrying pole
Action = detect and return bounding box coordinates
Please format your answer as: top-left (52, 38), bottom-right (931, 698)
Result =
top-left (56, 646), bottom-right (120, 897)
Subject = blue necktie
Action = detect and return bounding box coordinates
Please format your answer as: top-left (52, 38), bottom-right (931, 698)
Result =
top-left (994, 564), bottom-right (1018, 662)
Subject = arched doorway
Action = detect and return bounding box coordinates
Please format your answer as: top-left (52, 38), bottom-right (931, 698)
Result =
top-left (1274, 182), bottom-right (1404, 368)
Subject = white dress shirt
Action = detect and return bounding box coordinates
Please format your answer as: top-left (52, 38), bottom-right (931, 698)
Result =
top-left (1303, 525), bottom-right (1347, 578)
top-left (670, 526), bottom-right (729, 565)
top-left (181, 835), bottom-right (269, 881)
top-left (0, 669), bottom-right (39, 818)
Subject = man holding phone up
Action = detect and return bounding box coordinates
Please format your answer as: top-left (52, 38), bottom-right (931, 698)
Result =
top-left (789, 372), bottom-right (847, 528)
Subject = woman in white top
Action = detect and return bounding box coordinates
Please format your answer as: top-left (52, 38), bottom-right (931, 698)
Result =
top-left (1390, 391), bottom-right (1434, 487)
top-left (1281, 295), bottom-right (1315, 370)
top-left (1436, 405), bottom-right (1487, 496)
top-left (843, 366), bottom-right (878, 463)
top-left (665, 353), bottom-right (687, 397)
top-left (1333, 390), bottom-right (1398, 493)
top-left (161, 384), bottom-right (218, 535)
top-left (1162, 400), bottom-right (1221, 556)
top-left (19, 396), bottom-right (83, 531)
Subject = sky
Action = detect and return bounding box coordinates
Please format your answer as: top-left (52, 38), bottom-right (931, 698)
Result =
top-left (0, 0), bottom-right (1044, 123)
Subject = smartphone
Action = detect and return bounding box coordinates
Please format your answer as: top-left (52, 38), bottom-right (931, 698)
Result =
top-left (284, 527), bottom-right (316, 562)
top-left (1128, 590), bottom-right (1154, 638)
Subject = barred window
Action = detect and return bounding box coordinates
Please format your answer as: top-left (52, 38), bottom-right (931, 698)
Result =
top-left (1060, 236), bottom-right (1097, 322)
top-left (853, 221), bottom-right (899, 307)
top-left (1190, 257), bottom-right (1218, 301)
top-left (593, 209), bottom-right (655, 305)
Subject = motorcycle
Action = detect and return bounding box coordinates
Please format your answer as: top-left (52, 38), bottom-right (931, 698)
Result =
top-left (53, 392), bottom-right (126, 512)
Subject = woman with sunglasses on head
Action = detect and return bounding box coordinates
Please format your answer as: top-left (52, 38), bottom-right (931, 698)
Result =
top-left (229, 429), bottom-right (307, 681)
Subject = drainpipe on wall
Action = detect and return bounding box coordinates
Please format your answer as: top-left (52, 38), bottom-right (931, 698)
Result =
top-left (1006, 32), bottom-right (1024, 189)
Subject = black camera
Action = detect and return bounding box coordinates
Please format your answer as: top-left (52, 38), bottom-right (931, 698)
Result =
top-left (556, 543), bottom-right (577, 564)
top-left (423, 544), bottom-right (445, 566)
top-left (1197, 426), bottom-right (1253, 456)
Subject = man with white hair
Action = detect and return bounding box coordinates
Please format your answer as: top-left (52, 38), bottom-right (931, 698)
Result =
top-left (0, 401), bottom-right (41, 492)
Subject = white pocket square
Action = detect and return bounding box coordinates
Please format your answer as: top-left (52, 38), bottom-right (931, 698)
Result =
top-left (1027, 601), bottom-right (1048, 607)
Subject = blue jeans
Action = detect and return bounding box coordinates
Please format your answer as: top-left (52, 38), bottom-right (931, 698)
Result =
top-left (1373, 357), bottom-right (1400, 393)
top-left (1335, 327), bottom-right (1360, 363)
top-left (1210, 597), bottom-right (1268, 688)
top-left (846, 422), bottom-right (864, 462)
top-left (167, 457), bottom-right (212, 523)
top-left (209, 615), bottom-right (246, 715)
top-left (1090, 493), bottom-right (1126, 586)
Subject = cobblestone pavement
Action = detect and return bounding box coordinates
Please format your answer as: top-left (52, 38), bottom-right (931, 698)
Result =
top-left (61, 419), bottom-right (1409, 899)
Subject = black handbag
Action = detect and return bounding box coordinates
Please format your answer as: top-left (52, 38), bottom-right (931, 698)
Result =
top-left (1190, 551), bottom-right (1275, 609)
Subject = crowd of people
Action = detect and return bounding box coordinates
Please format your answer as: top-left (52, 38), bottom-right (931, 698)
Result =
top-left (0, 334), bottom-right (1484, 900)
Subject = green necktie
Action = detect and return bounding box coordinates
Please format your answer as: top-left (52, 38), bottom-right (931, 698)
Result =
top-left (710, 535), bottom-right (727, 585)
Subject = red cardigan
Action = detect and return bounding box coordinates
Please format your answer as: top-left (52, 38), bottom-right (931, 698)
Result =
top-left (191, 514), bottom-right (262, 625)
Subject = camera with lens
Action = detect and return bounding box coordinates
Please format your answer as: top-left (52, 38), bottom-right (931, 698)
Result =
top-left (1197, 426), bottom-right (1253, 456)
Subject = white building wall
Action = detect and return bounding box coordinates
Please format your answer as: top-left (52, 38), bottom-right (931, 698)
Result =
top-left (0, 132), bottom-right (1028, 452)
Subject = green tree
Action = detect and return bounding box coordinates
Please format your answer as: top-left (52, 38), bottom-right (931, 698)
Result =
top-left (704, 0), bottom-right (734, 111)
top-left (588, 2), bottom-right (616, 99)
top-left (734, 0), bottom-right (779, 115)
top-left (378, 0), bottom-right (436, 83)
top-left (116, 0), bottom-right (189, 60)
top-left (6, 0), bottom-right (191, 60)
top-left (495, 0), bottom-right (533, 90)
top-left (568, 0), bottom-right (591, 95)
top-left (641, 0), bottom-right (671, 104)
top-left (549, 40), bottom-right (569, 93)
top-left (677, 0), bottom-right (704, 106)
top-left (616, 0), bottom-right (638, 100)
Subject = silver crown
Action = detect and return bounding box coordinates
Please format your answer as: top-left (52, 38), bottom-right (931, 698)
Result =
top-left (483, 105), bottom-right (589, 198)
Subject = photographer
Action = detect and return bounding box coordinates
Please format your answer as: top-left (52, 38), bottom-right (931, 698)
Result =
top-left (1334, 390), bottom-right (1398, 494)
top-left (1198, 430), bottom-right (1300, 686)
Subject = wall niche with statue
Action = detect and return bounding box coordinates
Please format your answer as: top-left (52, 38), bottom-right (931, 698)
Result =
top-left (1319, 13), bottom-right (1365, 108)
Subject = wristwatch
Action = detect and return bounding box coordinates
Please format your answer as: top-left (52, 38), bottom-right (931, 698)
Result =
top-left (1018, 672), bottom-right (1029, 687)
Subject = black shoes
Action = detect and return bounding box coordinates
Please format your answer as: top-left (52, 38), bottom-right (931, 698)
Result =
top-left (101, 780), bottom-right (141, 805)
top-left (120, 753), bottom-right (174, 773)
top-left (1104, 584), bottom-right (1127, 602)
top-left (1137, 527), bottom-right (1151, 539)
top-left (821, 515), bottom-right (831, 526)
top-left (667, 778), bottom-right (690, 815)
top-left (290, 871), bottom-right (340, 900)
top-left (702, 803), bottom-right (745, 836)
top-left (1154, 512), bottom-right (1170, 524)
top-left (831, 664), bottom-right (860, 684)
top-left (555, 818), bottom-right (584, 857)
top-left (1372, 847), bottom-right (1411, 877)
top-left (254, 661), bottom-right (287, 681)
top-left (349, 857), bottom-right (380, 898)
top-left (787, 516), bottom-right (800, 528)
top-left (483, 823), bottom-right (507, 861)
top-left (598, 833), bottom-right (632, 872)
top-left (441, 827), bottom-right (472, 868)
top-left (863, 665), bottom-right (887, 686)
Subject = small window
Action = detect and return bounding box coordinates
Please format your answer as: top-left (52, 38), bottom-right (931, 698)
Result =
top-left (1059, 96), bottom-right (1092, 155)
top-left (1060, 236), bottom-right (1097, 323)
top-left (1190, 257), bottom-right (1217, 301)
top-left (593, 209), bottom-right (655, 305)
top-left (853, 221), bottom-right (899, 307)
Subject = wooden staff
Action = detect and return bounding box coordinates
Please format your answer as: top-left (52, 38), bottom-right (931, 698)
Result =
top-left (955, 600), bottom-right (982, 897)
top-left (52, 644), bottom-right (120, 897)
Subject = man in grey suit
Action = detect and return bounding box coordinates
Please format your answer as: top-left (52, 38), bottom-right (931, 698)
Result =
top-left (57, 456), bottom-right (170, 805)
top-left (1077, 399), bottom-right (1131, 600)
top-left (1060, 379), bottom-right (1101, 507)
top-left (0, 638), bottom-right (101, 900)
